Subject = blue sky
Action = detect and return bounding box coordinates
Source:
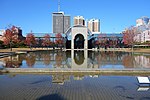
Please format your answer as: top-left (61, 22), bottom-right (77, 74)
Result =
top-left (0, 0), bottom-right (150, 36)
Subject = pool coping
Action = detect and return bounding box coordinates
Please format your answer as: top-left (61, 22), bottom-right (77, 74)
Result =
top-left (1, 68), bottom-right (150, 76)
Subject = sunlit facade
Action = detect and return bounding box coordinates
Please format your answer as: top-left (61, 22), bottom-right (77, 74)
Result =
top-left (88, 19), bottom-right (100, 32)
top-left (73, 16), bottom-right (85, 26)
top-left (134, 30), bottom-right (150, 43)
top-left (53, 12), bottom-right (70, 33)
top-left (136, 16), bottom-right (150, 26)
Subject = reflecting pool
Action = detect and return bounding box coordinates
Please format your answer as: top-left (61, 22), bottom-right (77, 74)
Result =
top-left (0, 51), bottom-right (150, 100)
top-left (0, 74), bottom-right (150, 100)
top-left (0, 50), bottom-right (150, 69)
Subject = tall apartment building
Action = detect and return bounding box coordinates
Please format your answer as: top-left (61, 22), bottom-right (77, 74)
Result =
top-left (136, 16), bottom-right (150, 26)
top-left (88, 19), bottom-right (100, 32)
top-left (53, 12), bottom-right (70, 33)
top-left (74, 16), bottom-right (85, 26)
top-left (0, 29), bottom-right (5, 41)
top-left (0, 29), bottom-right (5, 35)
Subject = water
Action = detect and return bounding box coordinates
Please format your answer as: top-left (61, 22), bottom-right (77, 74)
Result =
top-left (0, 51), bottom-right (150, 99)
top-left (0, 50), bottom-right (150, 69)
top-left (0, 74), bottom-right (150, 100)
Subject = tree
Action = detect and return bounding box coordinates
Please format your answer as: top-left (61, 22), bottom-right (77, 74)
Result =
top-left (0, 40), bottom-right (4, 48)
top-left (54, 52), bottom-right (63, 67)
top-left (25, 33), bottom-right (36, 50)
top-left (95, 34), bottom-right (107, 48)
top-left (42, 53), bottom-right (51, 65)
top-left (42, 34), bottom-right (52, 48)
top-left (110, 36), bottom-right (117, 48)
top-left (3, 25), bottom-right (24, 49)
top-left (55, 33), bottom-right (64, 49)
top-left (3, 29), bottom-right (13, 51)
top-left (123, 26), bottom-right (138, 51)
top-left (25, 53), bottom-right (36, 68)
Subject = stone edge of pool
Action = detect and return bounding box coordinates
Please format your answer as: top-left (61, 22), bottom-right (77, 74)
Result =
top-left (1, 68), bottom-right (150, 76)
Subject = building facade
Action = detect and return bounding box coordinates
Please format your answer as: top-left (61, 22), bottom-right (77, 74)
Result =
top-left (136, 16), bottom-right (150, 26)
top-left (88, 19), bottom-right (100, 32)
top-left (53, 12), bottom-right (70, 33)
top-left (65, 25), bottom-right (94, 49)
top-left (135, 30), bottom-right (150, 43)
top-left (0, 29), bottom-right (5, 41)
top-left (73, 16), bottom-right (85, 26)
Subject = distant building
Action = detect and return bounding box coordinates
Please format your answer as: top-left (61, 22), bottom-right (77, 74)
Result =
top-left (11, 26), bottom-right (24, 40)
top-left (88, 19), bottom-right (100, 32)
top-left (0, 26), bottom-right (24, 42)
top-left (136, 16), bottom-right (150, 26)
top-left (52, 12), bottom-right (70, 34)
top-left (0, 29), bottom-right (5, 35)
top-left (74, 16), bottom-right (85, 26)
top-left (0, 29), bottom-right (5, 41)
top-left (135, 30), bottom-right (150, 43)
top-left (136, 19), bottom-right (144, 26)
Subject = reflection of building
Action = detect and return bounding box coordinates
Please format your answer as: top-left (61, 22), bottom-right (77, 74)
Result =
top-left (74, 16), bottom-right (85, 26)
top-left (71, 50), bottom-right (88, 68)
top-left (95, 51), bottom-right (124, 68)
top-left (88, 19), bottom-right (100, 32)
top-left (52, 74), bottom-right (70, 85)
top-left (73, 75), bottom-right (84, 80)
top-left (52, 12), bottom-right (70, 33)
top-left (135, 55), bottom-right (150, 68)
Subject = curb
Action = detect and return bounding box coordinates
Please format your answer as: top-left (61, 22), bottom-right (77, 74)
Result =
top-left (1, 68), bottom-right (150, 76)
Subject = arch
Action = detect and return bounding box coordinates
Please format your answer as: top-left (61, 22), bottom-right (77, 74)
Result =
top-left (74, 34), bottom-right (85, 49)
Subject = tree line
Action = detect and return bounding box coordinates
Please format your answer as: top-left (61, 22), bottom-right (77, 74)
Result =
top-left (0, 25), bottom-right (64, 50)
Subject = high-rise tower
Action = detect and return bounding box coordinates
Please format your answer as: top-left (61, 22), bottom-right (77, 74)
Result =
top-left (52, 0), bottom-right (70, 33)
top-left (88, 19), bottom-right (100, 32)
top-left (74, 16), bottom-right (85, 26)
top-left (136, 16), bottom-right (150, 26)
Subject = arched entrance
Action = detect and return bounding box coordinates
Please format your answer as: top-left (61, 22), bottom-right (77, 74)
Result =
top-left (74, 34), bottom-right (84, 49)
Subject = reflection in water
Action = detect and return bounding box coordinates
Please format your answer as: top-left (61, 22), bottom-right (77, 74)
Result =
top-left (74, 51), bottom-right (84, 65)
top-left (0, 50), bottom-right (150, 69)
top-left (42, 52), bottom-right (51, 66)
top-left (52, 74), bottom-right (70, 85)
top-left (0, 74), bottom-right (150, 100)
top-left (54, 51), bottom-right (64, 67)
top-left (26, 53), bottom-right (36, 67)
top-left (1, 55), bottom-right (22, 68)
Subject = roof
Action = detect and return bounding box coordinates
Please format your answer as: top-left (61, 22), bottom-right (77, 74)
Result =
top-left (93, 33), bottom-right (123, 38)
top-left (29, 33), bottom-right (66, 38)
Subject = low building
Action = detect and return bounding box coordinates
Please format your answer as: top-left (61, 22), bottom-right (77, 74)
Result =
top-left (65, 25), bottom-right (92, 49)
top-left (135, 30), bottom-right (150, 43)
